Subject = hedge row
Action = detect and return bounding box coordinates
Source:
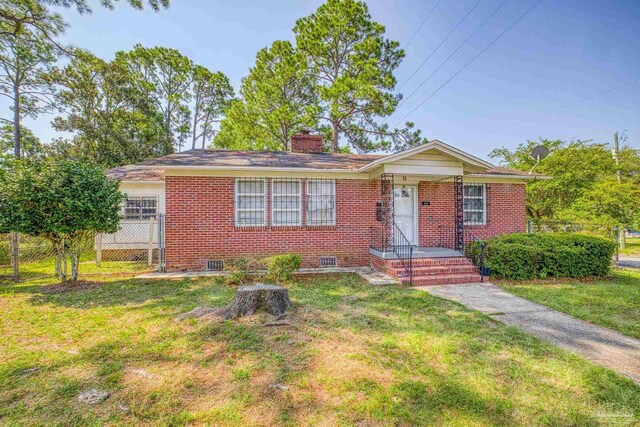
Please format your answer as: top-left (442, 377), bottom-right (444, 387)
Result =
top-left (467, 233), bottom-right (616, 280)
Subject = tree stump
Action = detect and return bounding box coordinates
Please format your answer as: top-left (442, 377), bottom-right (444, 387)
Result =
top-left (217, 283), bottom-right (291, 320)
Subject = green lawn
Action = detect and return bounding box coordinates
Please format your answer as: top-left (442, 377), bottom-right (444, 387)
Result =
top-left (0, 256), bottom-right (154, 282)
top-left (620, 237), bottom-right (640, 256)
top-left (1, 274), bottom-right (638, 426)
top-left (499, 269), bottom-right (640, 339)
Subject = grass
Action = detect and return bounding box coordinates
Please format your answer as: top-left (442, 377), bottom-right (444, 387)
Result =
top-left (0, 273), bottom-right (639, 426)
top-left (498, 269), bottom-right (640, 339)
top-left (620, 237), bottom-right (640, 256)
top-left (0, 255), bottom-right (154, 282)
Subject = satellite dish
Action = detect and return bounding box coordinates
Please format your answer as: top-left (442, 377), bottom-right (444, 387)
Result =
top-left (529, 145), bottom-right (549, 174)
top-left (530, 145), bottom-right (549, 161)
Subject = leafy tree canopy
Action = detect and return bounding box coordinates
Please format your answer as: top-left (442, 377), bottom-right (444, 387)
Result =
top-left (48, 49), bottom-right (173, 167)
top-left (490, 138), bottom-right (640, 228)
top-left (0, 0), bottom-right (166, 40)
top-left (0, 157), bottom-right (125, 280)
top-left (0, 123), bottom-right (43, 158)
top-left (215, 40), bottom-right (318, 151)
top-left (294, 0), bottom-right (426, 152)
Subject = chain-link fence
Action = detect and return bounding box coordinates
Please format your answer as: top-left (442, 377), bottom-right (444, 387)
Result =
top-left (0, 214), bottom-right (165, 283)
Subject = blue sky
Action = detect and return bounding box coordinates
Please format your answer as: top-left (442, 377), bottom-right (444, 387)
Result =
top-left (23, 0), bottom-right (640, 160)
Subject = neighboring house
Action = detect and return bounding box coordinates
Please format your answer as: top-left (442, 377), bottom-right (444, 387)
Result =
top-left (108, 132), bottom-right (548, 284)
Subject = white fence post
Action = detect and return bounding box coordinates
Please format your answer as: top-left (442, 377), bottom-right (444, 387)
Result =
top-left (148, 216), bottom-right (155, 267)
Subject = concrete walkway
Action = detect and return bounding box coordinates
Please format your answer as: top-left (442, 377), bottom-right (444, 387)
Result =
top-left (138, 267), bottom-right (398, 285)
top-left (416, 282), bottom-right (640, 385)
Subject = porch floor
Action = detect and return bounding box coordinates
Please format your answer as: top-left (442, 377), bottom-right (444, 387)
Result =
top-left (369, 246), bottom-right (464, 260)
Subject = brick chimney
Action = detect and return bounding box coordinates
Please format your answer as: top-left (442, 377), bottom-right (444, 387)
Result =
top-left (291, 130), bottom-right (324, 154)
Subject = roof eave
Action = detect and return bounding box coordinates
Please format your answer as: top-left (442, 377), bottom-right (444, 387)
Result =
top-left (466, 173), bottom-right (552, 180)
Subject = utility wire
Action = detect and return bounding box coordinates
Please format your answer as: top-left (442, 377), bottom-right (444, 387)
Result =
top-left (402, 0), bottom-right (443, 51)
top-left (392, 0), bottom-right (510, 117)
top-left (397, 0), bottom-right (484, 93)
top-left (392, 0), bottom-right (544, 128)
top-left (471, 77), bottom-right (640, 141)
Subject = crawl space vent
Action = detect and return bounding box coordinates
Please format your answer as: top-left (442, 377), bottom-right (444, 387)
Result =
top-left (320, 256), bottom-right (337, 267)
top-left (206, 260), bottom-right (224, 271)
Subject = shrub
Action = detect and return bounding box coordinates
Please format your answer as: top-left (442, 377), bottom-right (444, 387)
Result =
top-left (262, 254), bottom-right (301, 283)
top-left (223, 258), bottom-right (258, 286)
top-left (471, 233), bottom-right (615, 280)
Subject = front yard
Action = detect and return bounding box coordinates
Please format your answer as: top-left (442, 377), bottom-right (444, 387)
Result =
top-left (1, 274), bottom-right (639, 426)
top-left (499, 269), bottom-right (640, 339)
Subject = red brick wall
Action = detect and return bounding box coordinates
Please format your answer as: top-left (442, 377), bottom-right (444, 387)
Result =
top-left (417, 181), bottom-right (526, 246)
top-left (164, 177), bottom-right (526, 271)
top-left (165, 176), bottom-right (381, 271)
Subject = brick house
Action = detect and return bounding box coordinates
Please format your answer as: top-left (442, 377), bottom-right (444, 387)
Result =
top-left (108, 132), bottom-right (548, 284)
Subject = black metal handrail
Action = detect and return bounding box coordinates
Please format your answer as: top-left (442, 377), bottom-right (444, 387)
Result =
top-left (369, 223), bottom-right (414, 285)
top-left (391, 222), bottom-right (413, 285)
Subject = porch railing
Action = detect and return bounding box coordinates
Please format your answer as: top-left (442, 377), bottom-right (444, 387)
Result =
top-left (369, 223), bottom-right (414, 285)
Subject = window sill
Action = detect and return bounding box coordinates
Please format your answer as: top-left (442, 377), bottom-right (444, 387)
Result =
top-left (234, 225), bottom-right (338, 232)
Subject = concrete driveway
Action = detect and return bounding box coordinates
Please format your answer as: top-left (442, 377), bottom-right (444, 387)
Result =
top-left (415, 282), bottom-right (640, 385)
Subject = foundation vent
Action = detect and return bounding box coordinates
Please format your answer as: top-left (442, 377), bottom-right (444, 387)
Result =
top-left (320, 256), bottom-right (337, 267)
top-left (206, 260), bottom-right (224, 271)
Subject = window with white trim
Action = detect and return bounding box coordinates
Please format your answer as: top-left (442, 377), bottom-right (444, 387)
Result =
top-left (272, 179), bottom-right (302, 226)
top-left (235, 178), bottom-right (266, 226)
top-left (123, 196), bottom-right (157, 219)
top-left (306, 179), bottom-right (336, 226)
top-left (463, 183), bottom-right (486, 225)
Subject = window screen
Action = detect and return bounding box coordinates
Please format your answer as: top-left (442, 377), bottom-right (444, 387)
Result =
top-left (306, 179), bottom-right (336, 226)
top-left (463, 183), bottom-right (486, 225)
top-left (272, 179), bottom-right (302, 226)
top-left (235, 178), bottom-right (266, 226)
top-left (124, 196), bottom-right (157, 219)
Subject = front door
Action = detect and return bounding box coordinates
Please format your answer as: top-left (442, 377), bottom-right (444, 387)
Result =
top-left (393, 186), bottom-right (418, 245)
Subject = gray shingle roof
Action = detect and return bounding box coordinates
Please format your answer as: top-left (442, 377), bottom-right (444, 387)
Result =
top-left (106, 165), bottom-right (164, 181)
top-left (138, 149), bottom-right (383, 170)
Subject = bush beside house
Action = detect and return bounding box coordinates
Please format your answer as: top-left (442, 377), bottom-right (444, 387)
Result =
top-left (468, 233), bottom-right (616, 279)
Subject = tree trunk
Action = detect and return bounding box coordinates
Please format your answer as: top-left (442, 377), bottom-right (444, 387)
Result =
top-left (57, 249), bottom-right (67, 282)
top-left (191, 104), bottom-right (199, 149)
top-left (331, 121), bottom-right (339, 153)
top-left (218, 284), bottom-right (291, 319)
top-left (11, 86), bottom-right (20, 281)
top-left (13, 84), bottom-right (20, 158)
top-left (70, 250), bottom-right (80, 282)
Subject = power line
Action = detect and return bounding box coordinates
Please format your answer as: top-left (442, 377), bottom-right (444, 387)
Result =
top-left (393, 0), bottom-right (511, 116)
top-left (402, 0), bottom-right (443, 51)
top-left (471, 77), bottom-right (640, 141)
top-left (393, 0), bottom-right (544, 128)
top-left (397, 0), bottom-right (484, 94)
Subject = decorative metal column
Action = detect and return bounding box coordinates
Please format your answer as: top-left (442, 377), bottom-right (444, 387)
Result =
top-left (454, 175), bottom-right (464, 251)
top-left (380, 173), bottom-right (394, 249)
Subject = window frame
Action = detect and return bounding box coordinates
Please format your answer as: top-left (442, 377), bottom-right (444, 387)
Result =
top-left (271, 178), bottom-right (303, 226)
top-left (123, 195), bottom-right (158, 220)
top-left (463, 183), bottom-right (487, 226)
top-left (306, 179), bottom-right (337, 226)
top-left (234, 178), bottom-right (267, 227)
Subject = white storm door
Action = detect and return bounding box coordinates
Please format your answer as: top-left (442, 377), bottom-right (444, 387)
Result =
top-left (393, 186), bottom-right (418, 246)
